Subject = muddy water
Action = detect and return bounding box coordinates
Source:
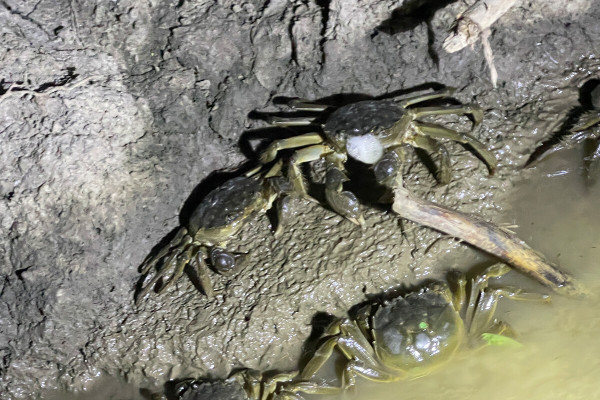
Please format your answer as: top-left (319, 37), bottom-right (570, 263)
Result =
top-left (336, 148), bottom-right (600, 400)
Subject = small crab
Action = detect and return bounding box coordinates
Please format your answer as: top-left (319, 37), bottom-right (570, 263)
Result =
top-left (136, 162), bottom-right (294, 303)
top-left (257, 87), bottom-right (496, 226)
top-left (156, 369), bottom-right (307, 400)
top-left (526, 81), bottom-right (600, 177)
top-left (291, 264), bottom-right (549, 394)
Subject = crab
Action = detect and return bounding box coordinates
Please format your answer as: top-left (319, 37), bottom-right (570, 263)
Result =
top-left (159, 369), bottom-right (308, 400)
top-left (290, 263), bottom-right (549, 394)
top-left (526, 81), bottom-right (600, 177)
top-left (136, 162), bottom-right (294, 303)
top-left (257, 87), bottom-right (497, 226)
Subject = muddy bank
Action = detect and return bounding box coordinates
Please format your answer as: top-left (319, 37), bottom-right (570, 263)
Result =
top-left (0, 0), bottom-right (598, 398)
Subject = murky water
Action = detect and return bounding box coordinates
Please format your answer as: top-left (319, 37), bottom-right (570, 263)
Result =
top-left (335, 148), bottom-right (600, 400)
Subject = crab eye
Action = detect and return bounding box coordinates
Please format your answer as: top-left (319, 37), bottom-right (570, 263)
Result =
top-left (346, 134), bottom-right (384, 164)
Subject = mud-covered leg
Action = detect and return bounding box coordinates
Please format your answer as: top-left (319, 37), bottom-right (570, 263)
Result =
top-left (260, 132), bottom-right (324, 164)
top-left (415, 122), bottom-right (497, 175)
top-left (288, 144), bottom-right (334, 198)
top-left (410, 105), bottom-right (484, 127)
top-left (407, 134), bottom-right (453, 184)
top-left (263, 160), bottom-right (306, 237)
top-left (135, 236), bottom-right (193, 303)
top-left (396, 87), bottom-right (456, 108)
top-left (324, 161), bottom-right (365, 226)
top-left (139, 227), bottom-right (187, 274)
top-left (158, 244), bottom-right (198, 292)
top-left (300, 319), bottom-right (378, 382)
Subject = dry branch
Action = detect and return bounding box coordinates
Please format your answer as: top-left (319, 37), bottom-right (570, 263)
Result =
top-left (393, 185), bottom-right (584, 296)
top-left (443, 0), bottom-right (519, 87)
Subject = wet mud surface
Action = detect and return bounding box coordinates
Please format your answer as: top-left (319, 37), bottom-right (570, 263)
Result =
top-left (0, 0), bottom-right (598, 398)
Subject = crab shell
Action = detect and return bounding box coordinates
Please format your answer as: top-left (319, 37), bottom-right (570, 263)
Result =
top-left (322, 100), bottom-right (407, 164)
top-left (371, 284), bottom-right (464, 376)
top-left (187, 176), bottom-right (271, 243)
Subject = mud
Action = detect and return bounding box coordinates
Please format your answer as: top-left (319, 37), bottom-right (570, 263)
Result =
top-left (0, 0), bottom-right (598, 399)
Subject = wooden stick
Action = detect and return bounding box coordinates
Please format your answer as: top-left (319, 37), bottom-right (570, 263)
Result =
top-left (443, 0), bottom-right (519, 87)
top-left (392, 186), bottom-right (584, 296)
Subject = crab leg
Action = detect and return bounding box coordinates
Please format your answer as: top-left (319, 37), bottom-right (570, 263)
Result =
top-left (396, 87), bottom-right (456, 108)
top-left (324, 162), bottom-right (365, 226)
top-left (407, 134), bottom-right (453, 184)
top-left (287, 144), bottom-right (333, 197)
top-left (470, 286), bottom-right (550, 337)
top-left (286, 98), bottom-right (331, 111)
top-left (189, 251), bottom-right (215, 298)
top-left (572, 111), bottom-right (600, 132)
top-left (266, 116), bottom-right (318, 127)
top-left (464, 263), bottom-right (550, 334)
top-left (300, 319), bottom-right (378, 381)
top-left (138, 227), bottom-right (187, 274)
top-left (411, 105), bottom-right (484, 127)
top-left (135, 241), bottom-right (188, 303)
top-left (392, 185), bottom-right (584, 296)
top-left (260, 132), bottom-right (324, 163)
top-left (416, 122), bottom-right (497, 175)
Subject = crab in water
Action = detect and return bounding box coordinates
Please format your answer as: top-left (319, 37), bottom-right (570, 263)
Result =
top-left (136, 161), bottom-right (294, 303)
top-left (526, 81), bottom-right (600, 179)
top-left (291, 263), bottom-right (549, 394)
top-left (257, 87), bottom-right (497, 226)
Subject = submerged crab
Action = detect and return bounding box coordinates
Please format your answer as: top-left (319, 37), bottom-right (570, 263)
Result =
top-left (258, 87), bottom-right (496, 226)
top-left (292, 263), bottom-right (549, 394)
top-left (136, 162), bottom-right (293, 303)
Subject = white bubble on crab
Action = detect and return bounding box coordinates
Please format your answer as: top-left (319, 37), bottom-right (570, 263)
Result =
top-left (346, 133), bottom-right (384, 164)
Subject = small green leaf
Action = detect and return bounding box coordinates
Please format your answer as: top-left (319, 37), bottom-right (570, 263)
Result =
top-left (419, 321), bottom-right (429, 330)
top-left (481, 333), bottom-right (523, 348)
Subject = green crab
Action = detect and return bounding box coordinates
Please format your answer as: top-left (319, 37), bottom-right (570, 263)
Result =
top-left (292, 264), bottom-right (549, 394)
top-left (136, 162), bottom-right (294, 303)
top-left (257, 87), bottom-right (496, 226)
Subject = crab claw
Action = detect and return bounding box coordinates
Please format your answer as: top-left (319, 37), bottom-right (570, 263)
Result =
top-left (325, 188), bottom-right (365, 227)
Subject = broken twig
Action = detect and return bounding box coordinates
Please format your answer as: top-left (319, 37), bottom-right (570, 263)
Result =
top-left (443, 0), bottom-right (519, 87)
top-left (393, 185), bottom-right (584, 296)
